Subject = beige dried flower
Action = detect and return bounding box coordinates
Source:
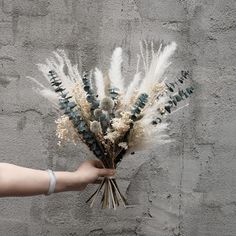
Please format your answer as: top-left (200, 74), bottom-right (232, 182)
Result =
top-left (128, 121), bottom-right (145, 147)
top-left (111, 111), bottom-right (132, 133)
top-left (104, 131), bottom-right (120, 143)
top-left (55, 115), bottom-right (79, 145)
top-left (153, 82), bottom-right (167, 95)
top-left (72, 82), bottom-right (91, 120)
top-left (104, 112), bottom-right (132, 143)
top-left (158, 106), bottom-right (166, 114)
top-left (114, 109), bottom-right (122, 118)
top-left (118, 142), bottom-right (128, 150)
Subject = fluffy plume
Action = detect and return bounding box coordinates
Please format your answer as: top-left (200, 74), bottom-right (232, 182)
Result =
top-left (141, 96), bottom-right (169, 125)
top-left (35, 50), bottom-right (90, 118)
top-left (34, 88), bottom-right (59, 108)
top-left (27, 76), bottom-right (59, 108)
top-left (123, 72), bottom-right (141, 107)
top-left (37, 50), bottom-right (82, 96)
top-left (138, 42), bottom-right (177, 94)
top-left (55, 49), bottom-right (80, 83)
top-left (139, 41), bottom-right (147, 73)
top-left (94, 68), bottom-right (105, 99)
top-left (108, 47), bottom-right (124, 93)
top-left (128, 121), bottom-right (171, 150)
top-left (145, 122), bottom-right (171, 144)
top-left (128, 86), bottom-right (171, 150)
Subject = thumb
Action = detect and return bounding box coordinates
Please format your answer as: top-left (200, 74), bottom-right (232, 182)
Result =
top-left (97, 168), bottom-right (115, 177)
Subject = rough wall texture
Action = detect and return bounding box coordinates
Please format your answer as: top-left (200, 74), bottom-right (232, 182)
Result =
top-left (0, 0), bottom-right (236, 235)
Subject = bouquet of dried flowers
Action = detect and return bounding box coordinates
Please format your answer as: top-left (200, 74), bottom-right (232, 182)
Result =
top-left (29, 41), bottom-right (193, 209)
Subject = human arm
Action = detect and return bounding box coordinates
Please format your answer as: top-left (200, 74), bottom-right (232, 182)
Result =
top-left (0, 160), bottom-right (115, 197)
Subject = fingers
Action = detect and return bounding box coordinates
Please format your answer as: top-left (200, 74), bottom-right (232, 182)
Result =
top-left (88, 159), bottom-right (105, 169)
top-left (86, 159), bottom-right (116, 178)
top-left (97, 168), bottom-right (115, 177)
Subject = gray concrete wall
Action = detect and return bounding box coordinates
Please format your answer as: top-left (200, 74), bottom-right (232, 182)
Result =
top-left (0, 0), bottom-right (235, 235)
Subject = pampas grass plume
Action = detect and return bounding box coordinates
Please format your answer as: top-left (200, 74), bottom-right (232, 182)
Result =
top-left (109, 47), bottom-right (124, 93)
top-left (94, 68), bottom-right (105, 99)
top-left (139, 42), bottom-right (177, 94)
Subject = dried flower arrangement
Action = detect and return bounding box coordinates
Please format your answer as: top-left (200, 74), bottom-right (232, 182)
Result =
top-left (29, 41), bottom-right (194, 209)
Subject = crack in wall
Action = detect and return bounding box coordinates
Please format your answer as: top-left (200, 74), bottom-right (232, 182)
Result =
top-left (0, 108), bottom-right (43, 116)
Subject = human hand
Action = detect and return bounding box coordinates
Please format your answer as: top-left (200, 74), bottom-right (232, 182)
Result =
top-left (67, 160), bottom-right (115, 191)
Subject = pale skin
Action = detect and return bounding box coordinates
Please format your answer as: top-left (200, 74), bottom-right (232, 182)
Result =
top-left (0, 160), bottom-right (115, 197)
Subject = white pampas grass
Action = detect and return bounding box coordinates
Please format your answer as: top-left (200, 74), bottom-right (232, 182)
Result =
top-left (151, 41), bottom-right (155, 60)
top-left (109, 47), bottom-right (124, 93)
top-left (141, 96), bottom-right (169, 125)
top-left (154, 42), bottom-right (177, 77)
top-left (55, 49), bottom-right (80, 83)
top-left (34, 87), bottom-right (59, 108)
top-left (138, 42), bottom-right (177, 94)
top-left (38, 61), bottom-right (73, 95)
top-left (94, 68), bottom-right (105, 99)
top-left (146, 122), bottom-right (171, 145)
top-left (27, 76), bottom-right (59, 107)
top-left (35, 50), bottom-right (90, 115)
top-left (139, 41), bottom-right (147, 73)
top-left (29, 50), bottom-right (90, 114)
top-left (37, 50), bottom-right (82, 96)
top-left (27, 76), bottom-right (46, 89)
top-left (136, 54), bottom-right (141, 73)
top-left (123, 72), bottom-right (141, 106)
top-left (129, 121), bottom-right (171, 151)
top-left (144, 40), bottom-right (149, 70)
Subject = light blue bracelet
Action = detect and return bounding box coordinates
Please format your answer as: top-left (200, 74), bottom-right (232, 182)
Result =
top-left (46, 169), bottom-right (56, 195)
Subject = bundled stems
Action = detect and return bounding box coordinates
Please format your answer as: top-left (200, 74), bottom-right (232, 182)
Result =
top-left (86, 150), bottom-right (128, 209)
top-left (86, 177), bottom-right (127, 209)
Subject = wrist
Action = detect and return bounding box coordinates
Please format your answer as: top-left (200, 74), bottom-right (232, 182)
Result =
top-left (53, 171), bottom-right (75, 193)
